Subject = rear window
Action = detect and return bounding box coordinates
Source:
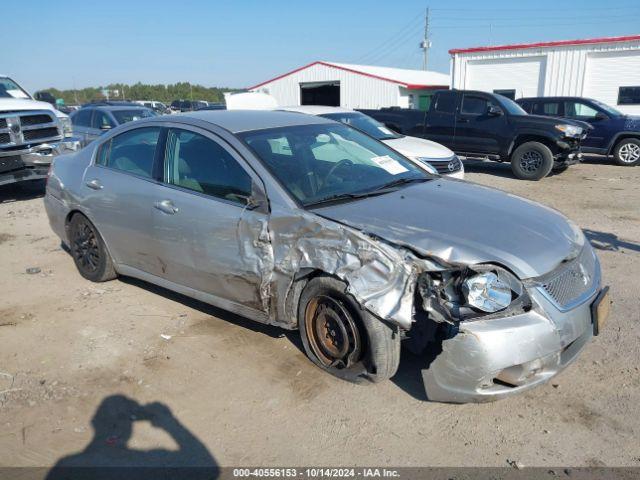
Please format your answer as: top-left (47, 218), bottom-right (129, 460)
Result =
top-left (72, 109), bottom-right (92, 127)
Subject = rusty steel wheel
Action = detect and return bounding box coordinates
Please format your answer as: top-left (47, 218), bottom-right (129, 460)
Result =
top-left (304, 295), bottom-right (363, 369)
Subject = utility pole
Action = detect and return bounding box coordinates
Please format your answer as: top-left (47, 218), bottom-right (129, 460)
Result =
top-left (420, 7), bottom-right (431, 71)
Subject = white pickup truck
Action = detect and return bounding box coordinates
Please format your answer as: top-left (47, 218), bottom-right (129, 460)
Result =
top-left (0, 75), bottom-right (80, 186)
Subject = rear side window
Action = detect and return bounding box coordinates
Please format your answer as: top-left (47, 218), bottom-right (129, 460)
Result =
top-left (533, 102), bottom-right (561, 116)
top-left (164, 129), bottom-right (252, 205)
top-left (433, 92), bottom-right (457, 113)
top-left (97, 127), bottom-right (160, 178)
top-left (72, 109), bottom-right (92, 127)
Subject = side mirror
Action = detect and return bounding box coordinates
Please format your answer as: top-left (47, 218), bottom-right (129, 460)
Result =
top-left (594, 112), bottom-right (608, 121)
top-left (248, 181), bottom-right (269, 213)
top-left (487, 105), bottom-right (503, 116)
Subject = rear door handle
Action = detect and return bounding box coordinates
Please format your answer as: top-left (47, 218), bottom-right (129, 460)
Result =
top-left (154, 200), bottom-right (178, 215)
top-left (456, 117), bottom-right (469, 123)
top-left (85, 179), bottom-right (103, 190)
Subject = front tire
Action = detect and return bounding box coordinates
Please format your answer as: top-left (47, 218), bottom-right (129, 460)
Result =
top-left (298, 276), bottom-right (400, 384)
top-left (613, 138), bottom-right (640, 166)
top-left (510, 141), bottom-right (554, 180)
top-left (68, 213), bottom-right (117, 282)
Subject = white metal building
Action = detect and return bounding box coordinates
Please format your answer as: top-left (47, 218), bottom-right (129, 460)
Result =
top-left (248, 61), bottom-right (450, 110)
top-left (450, 34), bottom-right (640, 114)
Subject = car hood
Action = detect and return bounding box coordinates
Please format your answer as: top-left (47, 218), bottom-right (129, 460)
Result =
top-left (313, 179), bottom-right (584, 279)
top-left (383, 135), bottom-right (454, 159)
top-left (0, 97), bottom-right (57, 113)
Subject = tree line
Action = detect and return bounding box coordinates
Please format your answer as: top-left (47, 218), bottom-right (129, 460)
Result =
top-left (42, 82), bottom-right (242, 106)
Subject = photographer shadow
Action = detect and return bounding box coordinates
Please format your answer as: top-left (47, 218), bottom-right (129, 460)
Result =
top-left (46, 394), bottom-right (219, 479)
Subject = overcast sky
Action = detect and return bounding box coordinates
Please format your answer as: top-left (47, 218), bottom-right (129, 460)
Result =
top-left (3, 0), bottom-right (640, 92)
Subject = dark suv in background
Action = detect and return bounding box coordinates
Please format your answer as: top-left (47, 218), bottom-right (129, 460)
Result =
top-left (517, 97), bottom-right (640, 166)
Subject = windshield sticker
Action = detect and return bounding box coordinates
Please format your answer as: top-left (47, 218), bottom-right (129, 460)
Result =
top-left (378, 127), bottom-right (394, 135)
top-left (371, 155), bottom-right (409, 175)
top-left (7, 89), bottom-right (29, 99)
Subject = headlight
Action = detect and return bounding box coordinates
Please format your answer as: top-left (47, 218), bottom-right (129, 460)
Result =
top-left (410, 157), bottom-right (439, 175)
top-left (58, 116), bottom-right (73, 138)
top-left (461, 266), bottom-right (524, 314)
top-left (555, 124), bottom-right (583, 137)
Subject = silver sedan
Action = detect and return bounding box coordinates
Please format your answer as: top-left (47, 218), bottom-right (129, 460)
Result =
top-left (44, 111), bottom-right (610, 402)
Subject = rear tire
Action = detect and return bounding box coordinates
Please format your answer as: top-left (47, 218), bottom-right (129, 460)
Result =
top-left (613, 138), bottom-right (640, 166)
top-left (298, 276), bottom-right (400, 384)
top-left (510, 141), bottom-right (554, 180)
top-left (68, 213), bottom-right (117, 282)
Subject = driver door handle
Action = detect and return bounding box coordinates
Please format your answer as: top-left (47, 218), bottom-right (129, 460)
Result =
top-left (154, 199), bottom-right (178, 215)
top-left (456, 117), bottom-right (469, 123)
top-left (85, 179), bottom-right (103, 190)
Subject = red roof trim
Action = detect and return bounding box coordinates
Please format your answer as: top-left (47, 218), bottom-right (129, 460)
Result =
top-left (449, 34), bottom-right (640, 55)
top-left (247, 61), bottom-right (444, 90)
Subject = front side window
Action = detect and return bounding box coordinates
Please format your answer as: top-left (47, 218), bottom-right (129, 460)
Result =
top-left (98, 127), bottom-right (160, 178)
top-left (240, 123), bottom-right (429, 207)
top-left (564, 102), bottom-right (598, 120)
top-left (618, 86), bottom-right (640, 105)
top-left (461, 95), bottom-right (491, 115)
top-left (164, 129), bottom-right (252, 205)
top-left (92, 110), bottom-right (115, 129)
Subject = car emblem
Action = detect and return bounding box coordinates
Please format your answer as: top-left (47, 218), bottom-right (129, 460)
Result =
top-left (10, 123), bottom-right (21, 134)
top-left (447, 161), bottom-right (456, 172)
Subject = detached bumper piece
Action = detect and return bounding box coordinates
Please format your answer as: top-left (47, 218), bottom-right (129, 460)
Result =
top-left (0, 139), bottom-right (80, 186)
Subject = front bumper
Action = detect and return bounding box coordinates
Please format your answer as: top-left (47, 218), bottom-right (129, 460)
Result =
top-left (422, 286), bottom-right (601, 403)
top-left (0, 138), bottom-right (80, 186)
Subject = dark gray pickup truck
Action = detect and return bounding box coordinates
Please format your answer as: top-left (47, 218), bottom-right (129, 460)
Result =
top-left (361, 90), bottom-right (589, 180)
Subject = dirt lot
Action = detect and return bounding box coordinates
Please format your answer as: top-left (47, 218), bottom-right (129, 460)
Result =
top-left (1, 157), bottom-right (639, 469)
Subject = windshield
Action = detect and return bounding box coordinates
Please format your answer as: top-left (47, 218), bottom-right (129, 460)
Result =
top-left (498, 96), bottom-right (528, 115)
top-left (0, 77), bottom-right (31, 99)
top-left (320, 112), bottom-right (402, 140)
top-left (240, 123), bottom-right (430, 207)
top-left (591, 99), bottom-right (623, 117)
top-left (111, 109), bottom-right (157, 124)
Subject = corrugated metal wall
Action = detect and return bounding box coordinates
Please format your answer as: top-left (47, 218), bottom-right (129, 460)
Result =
top-left (250, 63), bottom-right (403, 109)
top-left (451, 40), bottom-right (640, 114)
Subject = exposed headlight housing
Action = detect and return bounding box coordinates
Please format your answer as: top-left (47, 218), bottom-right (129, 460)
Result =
top-left (418, 265), bottom-right (528, 323)
top-left (555, 124), bottom-right (583, 137)
top-left (57, 116), bottom-right (73, 138)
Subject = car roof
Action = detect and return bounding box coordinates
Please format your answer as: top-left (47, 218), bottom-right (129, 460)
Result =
top-left (168, 110), bottom-right (334, 133)
top-left (518, 96), bottom-right (591, 101)
top-left (280, 105), bottom-right (355, 115)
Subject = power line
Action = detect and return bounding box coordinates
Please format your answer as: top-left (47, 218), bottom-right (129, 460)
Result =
top-left (351, 11), bottom-right (424, 64)
top-left (355, 20), bottom-right (424, 65)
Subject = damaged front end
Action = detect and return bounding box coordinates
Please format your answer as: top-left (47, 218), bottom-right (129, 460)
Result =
top-left (408, 254), bottom-right (600, 403)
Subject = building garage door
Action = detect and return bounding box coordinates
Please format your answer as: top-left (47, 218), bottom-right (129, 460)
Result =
top-left (465, 56), bottom-right (546, 99)
top-left (584, 51), bottom-right (640, 114)
top-left (300, 81), bottom-right (340, 106)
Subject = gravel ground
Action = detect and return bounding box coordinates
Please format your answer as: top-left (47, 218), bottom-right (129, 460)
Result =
top-left (0, 157), bottom-right (639, 469)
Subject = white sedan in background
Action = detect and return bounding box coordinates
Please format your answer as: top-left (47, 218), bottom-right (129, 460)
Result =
top-left (281, 106), bottom-right (464, 179)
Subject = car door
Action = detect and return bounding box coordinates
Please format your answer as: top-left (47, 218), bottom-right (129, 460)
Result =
top-left (563, 100), bottom-right (608, 149)
top-left (455, 93), bottom-right (506, 154)
top-left (81, 125), bottom-right (164, 275)
top-left (151, 125), bottom-right (268, 312)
